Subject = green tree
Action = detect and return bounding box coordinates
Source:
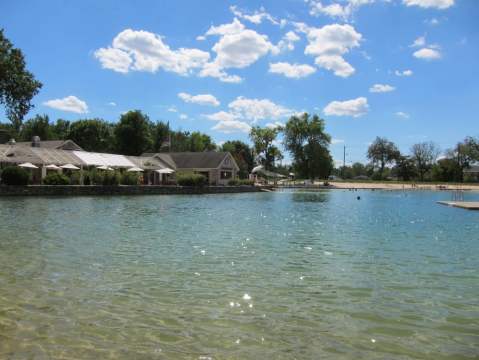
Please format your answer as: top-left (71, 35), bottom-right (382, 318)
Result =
top-left (249, 126), bottom-right (281, 170)
top-left (20, 114), bottom-right (52, 141)
top-left (221, 140), bottom-right (254, 179)
top-left (431, 158), bottom-right (462, 182)
top-left (52, 119), bottom-right (71, 140)
top-left (189, 131), bottom-right (216, 152)
top-left (0, 29), bottom-right (42, 131)
top-left (151, 121), bottom-right (170, 152)
top-left (394, 155), bottom-right (417, 181)
top-left (283, 113), bottom-right (332, 181)
top-left (114, 110), bottom-right (152, 156)
top-left (68, 118), bottom-right (114, 152)
top-left (410, 142), bottom-right (440, 181)
top-left (170, 130), bottom-right (191, 152)
top-left (367, 137), bottom-right (400, 179)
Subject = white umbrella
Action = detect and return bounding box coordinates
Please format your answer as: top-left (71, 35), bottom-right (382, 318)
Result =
top-left (252, 165), bottom-right (263, 173)
top-left (127, 167), bottom-right (144, 172)
top-left (18, 162), bottom-right (38, 169)
top-left (45, 164), bottom-right (61, 170)
top-left (156, 168), bottom-right (175, 174)
top-left (61, 164), bottom-right (80, 170)
top-left (96, 165), bottom-right (114, 171)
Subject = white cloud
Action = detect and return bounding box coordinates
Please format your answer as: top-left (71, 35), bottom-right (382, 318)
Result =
top-left (43, 96), bottom-right (88, 114)
top-left (410, 36), bottom-right (426, 48)
top-left (108, 102), bottom-right (117, 106)
top-left (228, 96), bottom-right (292, 123)
top-left (403, 0), bottom-right (454, 9)
top-left (277, 31), bottom-right (301, 52)
top-left (331, 138), bottom-right (345, 144)
top-left (265, 121), bottom-right (285, 129)
top-left (425, 18), bottom-right (440, 26)
top-left (269, 62), bottom-right (316, 79)
top-left (413, 47), bottom-right (441, 60)
top-left (229, 6), bottom-right (279, 25)
top-left (204, 111), bottom-right (237, 122)
top-left (178, 92), bottom-right (220, 106)
top-left (303, 24), bottom-right (362, 78)
top-left (324, 97), bottom-right (369, 117)
top-left (395, 111), bottom-right (410, 119)
top-left (95, 29), bottom-right (210, 75)
top-left (200, 19), bottom-right (277, 82)
top-left (395, 69), bottom-right (413, 77)
top-left (179, 114), bottom-right (188, 120)
top-left (167, 106), bottom-right (178, 113)
top-left (369, 84), bottom-right (395, 93)
top-left (315, 54), bottom-right (355, 77)
top-left (308, 0), bottom-right (374, 21)
top-left (196, 35), bottom-right (206, 41)
top-left (212, 120), bottom-right (251, 133)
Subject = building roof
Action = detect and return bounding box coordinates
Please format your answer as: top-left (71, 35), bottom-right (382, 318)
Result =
top-left (15, 139), bottom-right (83, 151)
top-left (72, 151), bottom-right (137, 168)
top-left (0, 144), bottom-right (84, 166)
top-left (148, 152), bottom-right (234, 170)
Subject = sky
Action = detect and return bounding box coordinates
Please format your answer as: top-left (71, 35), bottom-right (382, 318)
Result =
top-left (1, 0), bottom-right (478, 165)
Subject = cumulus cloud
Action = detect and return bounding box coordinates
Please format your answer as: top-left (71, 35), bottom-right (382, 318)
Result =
top-left (212, 119), bottom-right (251, 133)
top-left (413, 47), bottom-right (441, 60)
top-left (277, 31), bottom-right (301, 52)
top-left (324, 97), bottom-right (369, 117)
top-left (167, 106), bottom-right (178, 113)
top-left (228, 96), bottom-right (292, 122)
top-left (43, 96), bottom-right (88, 114)
top-left (265, 121), bottom-right (285, 129)
top-left (269, 62), bottom-right (316, 79)
top-left (403, 0), bottom-right (454, 9)
top-left (395, 111), bottom-right (410, 119)
top-left (229, 6), bottom-right (279, 25)
top-left (204, 111), bottom-right (237, 122)
top-left (308, 0), bottom-right (374, 21)
top-left (179, 114), bottom-right (188, 120)
top-left (395, 69), bottom-right (413, 77)
top-left (108, 102), bottom-right (117, 106)
top-left (410, 36), bottom-right (426, 48)
top-left (331, 138), bottom-right (345, 144)
top-left (178, 92), bottom-right (220, 106)
top-left (94, 29), bottom-right (210, 75)
top-left (199, 19), bottom-right (277, 82)
top-left (301, 24), bottom-right (362, 78)
top-left (369, 84), bottom-right (395, 93)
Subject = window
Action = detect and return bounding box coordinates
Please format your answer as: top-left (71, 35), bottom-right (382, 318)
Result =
top-left (220, 171), bottom-right (232, 179)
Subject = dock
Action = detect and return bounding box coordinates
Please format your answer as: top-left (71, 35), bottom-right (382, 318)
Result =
top-left (437, 201), bottom-right (479, 210)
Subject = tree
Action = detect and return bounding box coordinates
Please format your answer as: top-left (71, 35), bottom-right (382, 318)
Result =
top-left (249, 126), bottom-right (282, 170)
top-left (221, 140), bottom-right (254, 179)
top-left (20, 114), bottom-right (53, 141)
top-left (68, 118), bottom-right (114, 152)
top-left (114, 110), bottom-right (152, 156)
top-left (0, 29), bottom-right (42, 131)
top-left (431, 158), bottom-right (462, 182)
top-left (394, 155), bottom-right (417, 181)
top-left (189, 131), bottom-right (216, 152)
top-left (367, 137), bottom-right (400, 179)
top-left (51, 119), bottom-right (71, 140)
top-left (410, 141), bottom-right (440, 181)
top-left (283, 113), bottom-right (332, 181)
top-left (151, 121), bottom-right (170, 152)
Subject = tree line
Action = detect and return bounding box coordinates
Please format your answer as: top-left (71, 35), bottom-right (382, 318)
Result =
top-left (335, 136), bottom-right (479, 182)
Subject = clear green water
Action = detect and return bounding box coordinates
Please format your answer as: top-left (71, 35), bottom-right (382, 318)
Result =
top-left (0, 190), bottom-right (478, 359)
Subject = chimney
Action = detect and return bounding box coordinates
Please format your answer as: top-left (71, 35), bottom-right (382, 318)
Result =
top-left (31, 136), bottom-right (41, 147)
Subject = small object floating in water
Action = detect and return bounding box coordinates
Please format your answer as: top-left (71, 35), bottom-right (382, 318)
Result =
top-left (194, 272), bottom-right (201, 276)
top-left (371, 338), bottom-right (376, 343)
top-left (235, 339), bottom-right (241, 344)
top-left (357, 196), bottom-right (361, 200)
top-left (248, 303), bottom-right (253, 308)
top-left (243, 293), bottom-right (252, 301)
top-left (300, 276), bottom-right (304, 280)
top-left (324, 251), bottom-right (333, 256)
top-left (200, 250), bottom-right (206, 255)
top-left (304, 246), bottom-right (312, 250)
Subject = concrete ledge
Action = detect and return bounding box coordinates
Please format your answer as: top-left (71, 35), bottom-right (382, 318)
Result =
top-left (0, 185), bottom-right (262, 197)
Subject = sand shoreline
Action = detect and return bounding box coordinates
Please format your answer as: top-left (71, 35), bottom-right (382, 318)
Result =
top-left (279, 181), bottom-right (479, 191)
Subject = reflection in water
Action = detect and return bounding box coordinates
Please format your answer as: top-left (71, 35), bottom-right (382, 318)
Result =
top-left (0, 190), bottom-right (478, 359)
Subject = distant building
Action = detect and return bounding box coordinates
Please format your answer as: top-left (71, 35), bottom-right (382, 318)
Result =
top-left (464, 164), bottom-right (479, 181)
top-left (0, 137), bottom-right (239, 185)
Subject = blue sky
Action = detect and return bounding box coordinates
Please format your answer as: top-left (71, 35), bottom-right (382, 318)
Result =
top-left (1, 0), bottom-right (478, 164)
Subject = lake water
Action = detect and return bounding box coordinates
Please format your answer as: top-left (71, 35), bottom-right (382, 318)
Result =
top-left (0, 190), bottom-right (478, 359)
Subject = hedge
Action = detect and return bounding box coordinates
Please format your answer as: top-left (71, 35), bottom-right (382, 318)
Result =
top-left (43, 172), bottom-right (69, 185)
top-left (0, 166), bottom-right (30, 185)
top-left (177, 174), bottom-right (207, 187)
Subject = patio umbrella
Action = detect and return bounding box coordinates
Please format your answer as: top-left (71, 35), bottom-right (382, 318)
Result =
top-left (127, 167), bottom-right (144, 172)
top-left (156, 168), bottom-right (175, 174)
top-left (96, 165), bottom-right (114, 171)
top-left (18, 162), bottom-right (38, 169)
top-left (45, 164), bottom-right (61, 170)
top-left (61, 164), bottom-right (80, 170)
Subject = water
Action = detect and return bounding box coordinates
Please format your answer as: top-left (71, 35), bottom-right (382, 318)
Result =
top-left (0, 190), bottom-right (478, 359)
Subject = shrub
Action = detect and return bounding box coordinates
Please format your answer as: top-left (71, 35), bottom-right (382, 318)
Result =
top-left (177, 174), bottom-right (207, 187)
top-left (43, 172), bottom-right (69, 185)
top-left (1, 166), bottom-right (30, 185)
top-left (121, 172), bottom-right (140, 185)
top-left (228, 179), bottom-right (239, 186)
top-left (102, 171), bottom-right (120, 186)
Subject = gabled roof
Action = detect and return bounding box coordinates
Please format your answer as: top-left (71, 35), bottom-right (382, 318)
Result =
top-left (15, 139), bottom-right (83, 151)
top-left (144, 152), bottom-right (237, 170)
top-left (0, 144), bottom-right (83, 166)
